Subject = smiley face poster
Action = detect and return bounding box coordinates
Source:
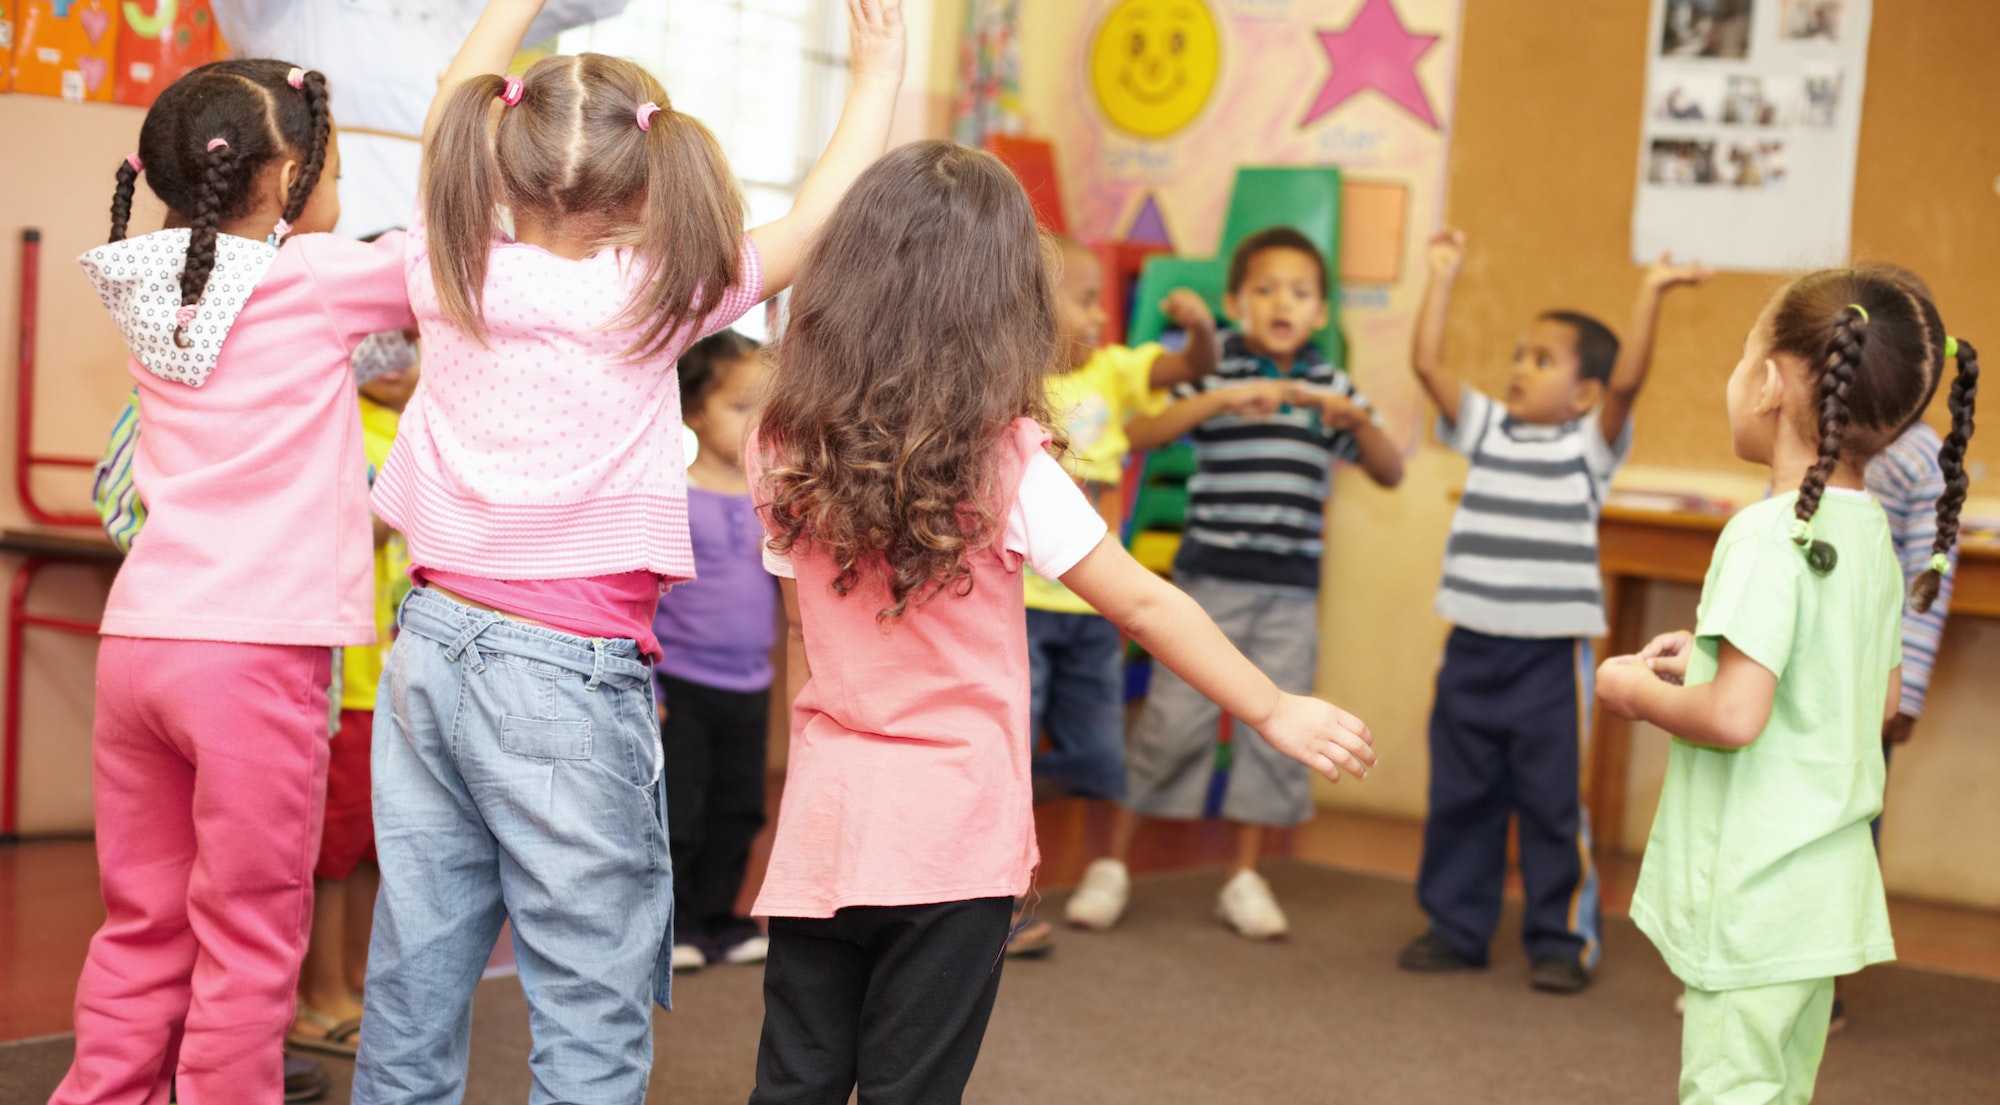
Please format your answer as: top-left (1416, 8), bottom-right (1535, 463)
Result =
top-left (1032, 0), bottom-right (1465, 445)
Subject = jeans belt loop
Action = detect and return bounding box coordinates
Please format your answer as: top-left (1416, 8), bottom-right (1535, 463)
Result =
top-left (585, 638), bottom-right (607, 692)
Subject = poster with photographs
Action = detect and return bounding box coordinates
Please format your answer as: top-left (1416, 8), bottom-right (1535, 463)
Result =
top-left (1633, 0), bottom-right (1872, 270)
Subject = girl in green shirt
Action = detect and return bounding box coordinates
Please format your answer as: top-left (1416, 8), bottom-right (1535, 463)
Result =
top-left (1596, 265), bottom-right (1979, 1105)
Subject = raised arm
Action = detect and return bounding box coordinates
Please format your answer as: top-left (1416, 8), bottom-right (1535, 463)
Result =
top-left (1147, 290), bottom-right (1220, 389)
top-left (1413, 228), bottom-right (1468, 426)
top-left (747, 0), bottom-right (906, 296)
top-left (1124, 380), bottom-right (1290, 453)
top-left (427, 0), bottom-right (548, 143)
top-left (1599, 253), bottom-right (1711, 444)
top-left (1061, 537), bottom-right (1375, 782)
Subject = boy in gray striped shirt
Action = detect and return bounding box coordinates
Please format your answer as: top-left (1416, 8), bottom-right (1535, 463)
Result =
top-left (1399, 228), bottom-right (1707, 993)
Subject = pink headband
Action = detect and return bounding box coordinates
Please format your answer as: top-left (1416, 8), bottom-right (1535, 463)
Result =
top-left (124, 152), bottom-right (143, 173)
top-left (500, 77), bottom-right (524, 106)
top-left (206, 137), bottom-right (228, 152)
top-left (286, 67), bottom-right (306, 90)
top-left (636, 101), bottom-right (661, 131)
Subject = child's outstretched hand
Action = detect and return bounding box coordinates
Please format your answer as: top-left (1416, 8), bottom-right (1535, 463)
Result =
top-left (1644, 252), bottom-right (1712, 295)
top-left (1161, 289), bottom-right (1216, 333)
top-left (1426, 228), bottom-right (1467, 277)
top-left (1259, 693), bottom-right (1376, 783)
top-left (847, 0), bottom-right (906, 90)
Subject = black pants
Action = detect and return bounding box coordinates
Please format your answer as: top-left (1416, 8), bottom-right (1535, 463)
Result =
top-left (660, 674), bottom-right (769, 947)
top-left (750, 898), bottom-right (1012, 1105)
top-left (1416, 628), bottom-right (1601, 968)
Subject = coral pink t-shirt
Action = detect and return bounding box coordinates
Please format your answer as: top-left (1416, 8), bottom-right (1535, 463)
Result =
top-left (79, 230), bottom-right (414, 645)
top-left (415, 568), bottom-right (663, 658)
top-left (750, 421), bottom-right (1107, 917)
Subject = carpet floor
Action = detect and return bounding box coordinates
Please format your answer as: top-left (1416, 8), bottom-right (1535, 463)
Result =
top-left (5, 862), bottom-right (1997, 1104)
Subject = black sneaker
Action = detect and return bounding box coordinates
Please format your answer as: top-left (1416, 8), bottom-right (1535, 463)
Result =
top-left (283, 1053), bottom-right (331, 1103)
top-left (1398, 932), bottom-right (1483, 972)
top-left (1530, 956), bottom-right (1592, 994)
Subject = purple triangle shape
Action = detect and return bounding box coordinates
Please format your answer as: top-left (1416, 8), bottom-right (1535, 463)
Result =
top-left (1125, 195), bottom-right (1173, 248)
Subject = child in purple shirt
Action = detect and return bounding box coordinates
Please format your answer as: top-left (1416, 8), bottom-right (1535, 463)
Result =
top-left (657, 331), bottom-right (780, 971)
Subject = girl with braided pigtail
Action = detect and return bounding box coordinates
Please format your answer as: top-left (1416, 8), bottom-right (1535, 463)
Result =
top-left (61, 58), bottom-right (414, 1105)
top-left (1596, 266), bottom-right (1977, 1104)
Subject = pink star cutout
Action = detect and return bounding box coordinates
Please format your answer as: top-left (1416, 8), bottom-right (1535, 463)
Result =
top-left (1303, 0), bottom-right (1441, 130)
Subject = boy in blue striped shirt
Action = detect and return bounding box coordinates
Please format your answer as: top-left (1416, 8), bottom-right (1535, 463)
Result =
top-left (1063, 228), bottom-right (1403, 940)
top-left (1399, 228), bottom-right (1707, 993)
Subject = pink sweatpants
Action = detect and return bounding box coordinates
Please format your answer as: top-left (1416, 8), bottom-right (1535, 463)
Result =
top-left (53, 637), bottom-right (332, 1105)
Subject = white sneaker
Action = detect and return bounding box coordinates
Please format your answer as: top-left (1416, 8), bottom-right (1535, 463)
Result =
top-left (1064, 858), bottom-right (1132, 930)
top-left (722, 934), bottom-right (769, 966)
top-left (1216, 869), bottom-right (1289, 940)
top-left (670, 943), bottom-right (708, 972)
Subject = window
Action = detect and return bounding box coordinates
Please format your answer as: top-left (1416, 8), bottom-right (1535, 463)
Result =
top-left (562, 2), bottom-right (849, 337)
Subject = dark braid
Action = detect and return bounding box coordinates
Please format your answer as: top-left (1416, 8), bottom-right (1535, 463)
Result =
top-left (175, 140), bottom-right (239, 346)
top-left (1792, 306), bottom-right (1866, 574)
top-left (108, 159), bottom-right (140, 244)
top-left (1912, 339), bottom-right (1980, 612)
top-left (280, 70), bottom-right (334, 228)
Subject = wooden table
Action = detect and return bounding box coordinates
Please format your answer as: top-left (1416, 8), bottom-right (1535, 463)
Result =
top-left (1586, 504), bottom-right (2000, 857)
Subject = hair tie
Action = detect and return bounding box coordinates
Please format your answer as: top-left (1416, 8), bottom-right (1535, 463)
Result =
top-left (175, 304), bottom-right (199, 329)
top-left (1929, 552), bottom-right (1951, 577)
top-left (500, 77), bottom-right (524, 107)
top-left (124, 151), bottom-right (143, 173)
top-left (1788, 517), bottom-right (1814, 545)
top-left (286, 67), bottom-right (306, 90)
top-left (1846, 303), bottom-right (1869, 322)
top-left (636, 101), bottom-right (661, 131)
top-left (1944, 335), bottom-right (1960, 361)
top-left (206, 137), bottom-right (229, 152)
top-left (270, 218), bottom-right (294, 244)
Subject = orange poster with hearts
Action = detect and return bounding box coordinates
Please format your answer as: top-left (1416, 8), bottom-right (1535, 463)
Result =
top-left (114, 0), bottom-right (216, 106)
top-left (13, 0), bottom-right (120, 102)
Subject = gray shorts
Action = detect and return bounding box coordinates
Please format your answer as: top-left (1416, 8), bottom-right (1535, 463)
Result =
top-left (1125, 574), bottom-right (1319, 826)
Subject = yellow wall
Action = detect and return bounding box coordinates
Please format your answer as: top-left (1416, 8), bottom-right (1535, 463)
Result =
top-left (1006, 0), bottom-right (2000, 909)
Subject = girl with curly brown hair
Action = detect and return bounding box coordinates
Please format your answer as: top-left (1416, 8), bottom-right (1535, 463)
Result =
top-left (746, 140), bottom-right (1378, 1105)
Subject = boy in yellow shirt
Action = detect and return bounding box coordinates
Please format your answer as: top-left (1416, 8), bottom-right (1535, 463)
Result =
top-left (1011, 238), bottom-right (1215, 954)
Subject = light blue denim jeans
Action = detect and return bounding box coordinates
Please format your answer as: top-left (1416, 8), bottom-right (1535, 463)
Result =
top-left (353, 587), bottom-right (671, 1105)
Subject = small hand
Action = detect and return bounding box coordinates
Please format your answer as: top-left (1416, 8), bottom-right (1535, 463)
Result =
top-left (1259, 693), bottom-right (1376, 784)
top-left (1221, 380), bottom-right (1291, 417)
top-left (1638, 629), bottom-right (1694, 686)
top-left (1301, 389), bottom-right (1369, 431)
top-left (1595, 655), bottom-right (1660, 720)
top-left (1644, 251), bottom-right (1712, 294)
top-left (846, 0), bottom-right (906, 89)
top-left (1160, 289), bottom-right (1216, 333)
top-left (1426, 228), bottom-right (1467, 277)
top-left (1883, 712), bottom-right (1917, 746)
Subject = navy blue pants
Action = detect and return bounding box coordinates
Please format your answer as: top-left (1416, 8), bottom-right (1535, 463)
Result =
top-left (1025, 609), bottom-right (1127, 800)
top-left (1417, 627), bottom-right (1601, 968)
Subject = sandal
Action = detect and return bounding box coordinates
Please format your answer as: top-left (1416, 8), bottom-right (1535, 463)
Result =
top-left (287, 1006), bottom-right (363, 1058)
top-left (1005, 919), bottom-right (1055, 959)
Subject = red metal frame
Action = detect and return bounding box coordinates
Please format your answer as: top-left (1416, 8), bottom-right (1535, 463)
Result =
top-left (2, 558), bottom-right (101, 839)
top-left (16, 229), bottom-right (104, 528)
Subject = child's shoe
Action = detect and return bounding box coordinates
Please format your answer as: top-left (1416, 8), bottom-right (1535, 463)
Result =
top-left (1216, 868), bottom-right (1288, 940)
top-left (1529, 955), bottom-right (1592, 994)
top-left (1397, 931), bottom-right (1483, 972)
top-left (720, 933), bottom-right (770, 966)
top-left (1064, 858), bottom-right (1132, 930)
top-left (670, 943), bottom-right (708, 972)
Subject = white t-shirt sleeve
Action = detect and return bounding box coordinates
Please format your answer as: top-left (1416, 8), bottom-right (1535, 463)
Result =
top-left (759, 452), bottom-right (1109, 583)
top-left (1006, 452), bottom-right (1111, 579)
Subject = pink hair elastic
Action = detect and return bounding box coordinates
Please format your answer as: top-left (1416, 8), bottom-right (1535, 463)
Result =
top-left (636, 101), bottom-right (661, 131)
top-left (124, 152), bottom-right (143, 173)
top-left (206, 137), bottom-right (229, 152)
top-left (175, 304), bottom-right (198, 329)
top-left (271, 218), bottom-right (294, 242)
top-left (286, 67), bottom-right (306, 90)
top-left (500, 77), bottom-right (524, 106)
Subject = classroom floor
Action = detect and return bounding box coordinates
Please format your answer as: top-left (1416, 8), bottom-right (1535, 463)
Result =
top-left (5, 783), bottom-right (1998, 1045)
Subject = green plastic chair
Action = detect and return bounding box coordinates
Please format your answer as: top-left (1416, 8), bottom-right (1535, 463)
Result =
top-left (1125, 256), bottom-right (1227, 347)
